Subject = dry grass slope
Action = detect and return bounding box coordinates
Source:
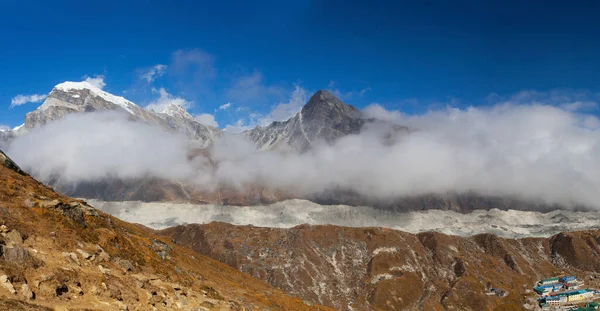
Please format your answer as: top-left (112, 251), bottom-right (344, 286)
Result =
top-left (0, 151), bottom-right (333, 311)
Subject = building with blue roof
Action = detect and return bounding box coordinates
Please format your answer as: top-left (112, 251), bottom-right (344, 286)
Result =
top-left (534, 283), bottom-right (564, 295)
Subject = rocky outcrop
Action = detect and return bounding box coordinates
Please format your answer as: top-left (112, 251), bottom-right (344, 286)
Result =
top-left (162, 222), bottom-right (600, 311)
top-left (0, 149), bottom-right (25, 175)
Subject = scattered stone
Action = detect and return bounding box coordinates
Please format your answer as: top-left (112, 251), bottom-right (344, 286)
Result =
top-left (3, 246), bottom-right (30, 264)
top-left (62, 252), bottom-right (80, 266)
top-left (49, 232), bottom-right (56, 238)
top-left (0, 225), bottom-right (8, 233)
top-left (23, 198), bottom-right (35, 208)
top-left (69, 202), bottom-right (99, 217)
top-left (0, 275), bottom-right (16, 294)
top-left (95, 245), bottom-right (110, 262)
top-left (151, 239), bottom-right (171, 260)
top-left (106, 283), bottom-right (122, 300)
top-left (98, 265), bottom-right (111, 274)
top-left (115, 301), bottom-right (128, 311)
top-left (39, 200), bottom-right (89, 227)
top-left (20, 283), bottom-right (34, 300)
top-left (3, 229), bottom-right (23, 245)
top-left (76, 248), bottom-right (92, 260)
top-left (39, 199), bottom-right (61, 209)
top-left (33, 274), bottom-right (52, 289)
top-left (114, 257), bottom-right (135, 272)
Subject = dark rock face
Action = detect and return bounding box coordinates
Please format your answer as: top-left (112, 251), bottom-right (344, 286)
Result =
top-left (0, 150), bottom-right (26, 176)
top-left (247, 90), bottom-right (366, 152)
top-left (298, 90), bottom-right (365, 145)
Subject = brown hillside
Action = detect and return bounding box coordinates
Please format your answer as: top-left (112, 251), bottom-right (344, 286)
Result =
top-left (0, 150), bottom-right (332, 311)
top-left (161, 222), bottom-right (600, 311)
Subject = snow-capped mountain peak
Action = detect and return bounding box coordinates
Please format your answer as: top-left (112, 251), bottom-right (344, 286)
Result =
top-left (160, 103), bottom-right (194, 121)
top-left (46, 81), bottom-right (136, 114)
top-left (2, 81), bottom-right (223, 147)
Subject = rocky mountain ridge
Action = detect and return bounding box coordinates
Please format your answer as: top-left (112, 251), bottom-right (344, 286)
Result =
top-left (3, 81), bottom-right (221, 147)
top-left (246, 90), bottom-right (367, 152)
top-left (162, 222), bottom-right (600, 311)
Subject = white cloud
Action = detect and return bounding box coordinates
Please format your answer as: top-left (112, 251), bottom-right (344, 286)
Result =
top-left (140, 64), bottom-right (167, 83)
top-left (223, 119), bottom-right (255, 133)
top-left (261, 85), bottom-right (308, 125)
top-left (10, 94), bottom-right (48, 108)
top-left (225, 71), bottom-right (285, 104)
top-left (209, 102), bottom-right (600, 209)
top-left (7, 111), bottom-right (195, 183)
top-left (195, 113), bottom-right (219, 127)
top-left (0, 125), bottom-right (10, 132)
top-left (362, 103), bottom-right (404, 122)
top-left (11, 88), bottom-right (600, 210)
top-left (218, 103), bottom-right (232, 111)
top-left (223, 85), bottom-right (308, 131)
top-left (144, 88), bottom-right (193, 112)
top-left (83, 75), bottom-right (106, 89)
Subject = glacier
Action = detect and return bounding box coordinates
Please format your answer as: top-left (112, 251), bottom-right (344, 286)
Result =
top-left (89, 198), bottom-right (600, 238)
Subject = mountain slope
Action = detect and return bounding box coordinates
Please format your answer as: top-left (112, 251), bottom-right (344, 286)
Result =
top-left (162, 222), bottom-right (600, 311)
top-left (246, 90), bottom-right (366, 152)
top-left (0, 150), bottom-right (332, 311)
top-left (12, 81), bottom-right (221, 146)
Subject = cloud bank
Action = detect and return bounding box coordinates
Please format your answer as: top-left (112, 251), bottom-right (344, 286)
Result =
top-left (195, 113), bottom-right (219, 127)
top-left (6, 96), bottom-right (600, 209)
top-left (7, 111), bottom-right (194, 183)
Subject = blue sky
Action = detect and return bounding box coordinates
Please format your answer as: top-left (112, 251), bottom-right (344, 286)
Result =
top-left (1, 0), bottom-right (600, 130)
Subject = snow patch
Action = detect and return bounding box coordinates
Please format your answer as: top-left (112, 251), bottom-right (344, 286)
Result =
top-left (53, 81), bottom-right (136, 114)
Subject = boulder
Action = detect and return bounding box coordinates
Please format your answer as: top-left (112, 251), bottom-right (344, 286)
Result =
top-left (3, 229), bottom-right (23, 245)
top-left (114, 257), bottom-right (135, 272)
top-left (95, 245), bottom-right (110, 262)
top-left (23, 198), bottom-right (35, 208)
top-left (151, 239), bottom-right (171, 260)
top-left (62, 252), bottom-right (80, 266)
top-left (76, 248), bottom-right (92, 260)
top-left (3, 246), bottom-right (30, 264)
top-left (0, 150), bottom-right (26, 175)
top-left (0, 275), bottom-right (16, 294)
top-left (20, 283), bottom-right (34, 300)
top-left (98, 265), bottom-right (111, 274)
top-left (39, 199), bottom-right (61, 209)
